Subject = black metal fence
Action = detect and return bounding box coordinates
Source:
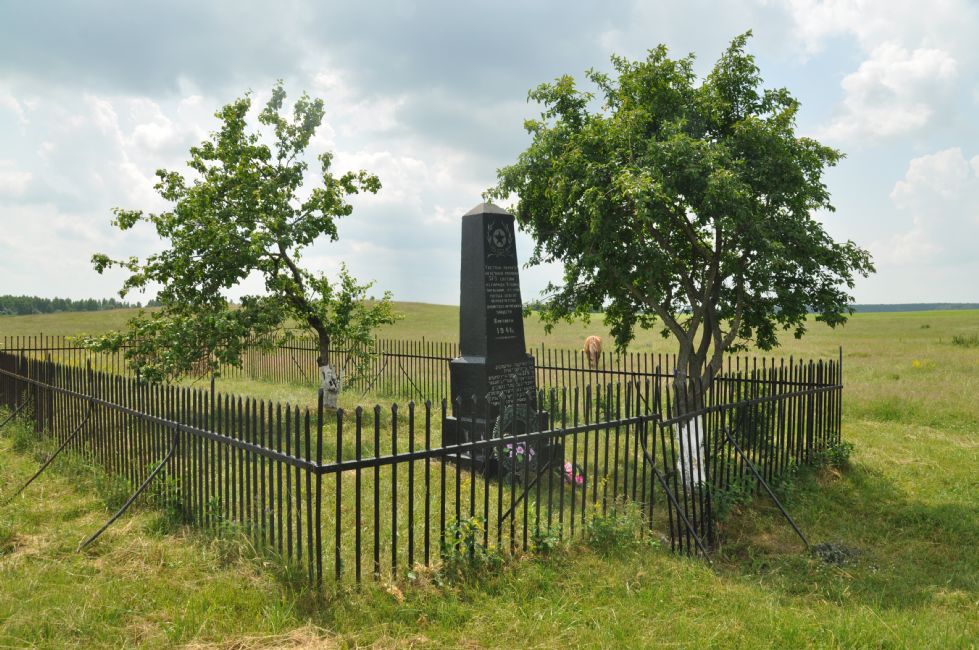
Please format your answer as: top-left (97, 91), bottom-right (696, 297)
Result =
top-left (2, 333), bottom-right (834, 406)
top-left (0, 345), bottom-right (842, 587)
top-left (236, 336), bottom-right (678, 402)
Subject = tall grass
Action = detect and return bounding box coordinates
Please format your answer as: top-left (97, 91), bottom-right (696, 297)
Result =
top-left (950, 333), bottom-right (979, 347)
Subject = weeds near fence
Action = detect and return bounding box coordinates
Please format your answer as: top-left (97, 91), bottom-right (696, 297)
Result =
top-left (530, 526), bottom-right (562, 555)
top-left (584, 500), bottom-right (643, 556)
top-left (439, 517), bottom-right (504, 583)
top-left (145, 460), bottom-right (186, 528)
top-left (709, 475), bottom-right (755, 521)
top-left (812, 441), bottom-right (854, 469)
top-left (10, 414), bottom-right (34, 454)
top-left (771, 461), bottom-right (802, 500)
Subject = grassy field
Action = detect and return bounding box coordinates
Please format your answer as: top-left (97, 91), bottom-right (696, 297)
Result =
top-left (1, 306), bottom-right (977, 648)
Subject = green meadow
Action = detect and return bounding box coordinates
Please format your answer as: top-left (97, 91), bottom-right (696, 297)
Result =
top-left (0, 306), bottom-right (977, 648)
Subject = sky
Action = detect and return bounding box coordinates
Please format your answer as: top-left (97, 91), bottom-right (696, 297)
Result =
top-left (1, 0), bottom-right (978, 306)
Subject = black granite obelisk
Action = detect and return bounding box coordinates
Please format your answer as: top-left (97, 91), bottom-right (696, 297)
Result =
top-left (443, 203), bottom-right (544, 459)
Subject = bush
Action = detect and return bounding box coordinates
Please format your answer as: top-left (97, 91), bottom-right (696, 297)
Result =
top-left (771, 460), bottom-right (801, 500)
top-left (709, 475), bottom-right (755, 521)
top-left (584, 504), bottom-right (640, 555)
top-left (813, 441), bottom-right (854, 469)
top-left (439, 517), bottom-right (503, 583)
top-left (10, 425), bottom-right (35, 454)
top-left (530, 527), bottom-right (562, 555)
top-left (8, 416), bottom-right (36, 454)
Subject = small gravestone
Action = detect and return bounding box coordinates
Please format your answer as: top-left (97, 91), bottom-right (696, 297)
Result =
top-left (444, 203), bottom-right (548, 469)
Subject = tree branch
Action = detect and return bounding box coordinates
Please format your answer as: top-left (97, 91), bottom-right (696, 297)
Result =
top-left (668, 204), bottom-right (711, 261)
top-left (276, 243), bottom-right (324, 332)
top-left (652, 302), bottom-right (689, 346)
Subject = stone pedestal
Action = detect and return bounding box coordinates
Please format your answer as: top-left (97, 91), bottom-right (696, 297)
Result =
top-left (443, 203), bottom-right (552, 470)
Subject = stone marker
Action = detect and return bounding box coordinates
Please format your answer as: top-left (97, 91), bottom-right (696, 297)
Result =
top-left (444, 203), bottom-right (547, 467)
top-left (319, 364), bottom-right (340, 410)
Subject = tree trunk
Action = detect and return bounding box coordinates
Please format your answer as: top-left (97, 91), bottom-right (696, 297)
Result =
top-left (316, 330), bottom-right (340, 410)
top-left (672, 349), bottom-right (708, 487)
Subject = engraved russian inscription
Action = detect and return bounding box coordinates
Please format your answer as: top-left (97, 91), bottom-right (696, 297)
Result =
top-left (487, 361), bottom-right (537, 405)
top-left (485, 264), bottom-right (522, 341)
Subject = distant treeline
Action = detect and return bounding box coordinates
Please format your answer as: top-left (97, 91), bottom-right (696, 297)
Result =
top-left (524, 300), bottom-right (979, 315)
top-left (851, 303), bottom-right (979, 313)
top-left (0, 295), bottom-right (160, 316)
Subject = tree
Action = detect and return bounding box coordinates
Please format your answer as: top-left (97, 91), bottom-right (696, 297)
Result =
top-left (91, 82), bottom-right (398, 408)
top-left (489, 33), bottom-right (873, 409)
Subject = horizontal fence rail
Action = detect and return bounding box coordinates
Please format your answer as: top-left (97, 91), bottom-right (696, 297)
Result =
top-left (238, 337), bottom-right (678, 401)
top-left (3, 333), bottom-right (840, 404)
top-left (0, 338), bottom-right (843, 589)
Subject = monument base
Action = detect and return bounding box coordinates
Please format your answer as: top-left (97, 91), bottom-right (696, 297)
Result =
top-left (448, 354), bottom-right (539, 413)
top-left (443, 411), bottom-right (560, 476)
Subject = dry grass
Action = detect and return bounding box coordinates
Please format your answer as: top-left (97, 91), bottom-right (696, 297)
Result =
top-left (182, 624), bottom-right (340, 650)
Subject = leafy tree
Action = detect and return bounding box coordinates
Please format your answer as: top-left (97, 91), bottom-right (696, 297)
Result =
top-left (489, 33), bottom-right (873, 408)
top-left (91, 83), bottom-right (398, 407)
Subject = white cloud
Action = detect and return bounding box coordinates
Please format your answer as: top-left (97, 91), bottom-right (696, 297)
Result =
top-left (820, 43), bottom-right (957, 141)
top-left (311, 70), bottom-right (406, 138)
top-left (117, 159), bottom-right (160, 208)
top-left (86, 94), bottom-right (123, 140)
top-left (0, 202), bottom-right (128, 299)
top-left (891, 147), bottom-right (973, 205)
top-left (424, 204), bottom-right (455, 225)
top-left (873, 148), bottom-right (979, 266)
top-left (0, 161), bottom-right (32, 197)
top-left (128, 98), bottom-right (178, 151)
top-left (787, 0), bottom-right (977, 55)
top-left (787, 1), bottom-right (977, 145)
top-left (68, 92), bottom-right (223, 211)
top-left (787, 0), bottom-right (864, 54)
top-left (334, 150), bottom-right (431, 210)
top-left (334, 148), bottom-right (476, 215)
top-left (37, 141), bottom-right (55, 160)
top-left (0, 87), bottom-right (27, 125)
top-left (596, 0), bottom-right (798, 70)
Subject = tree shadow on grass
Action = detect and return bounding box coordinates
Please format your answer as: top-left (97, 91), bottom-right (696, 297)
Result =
top-left (715, 461), bottom-right (978, 611)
